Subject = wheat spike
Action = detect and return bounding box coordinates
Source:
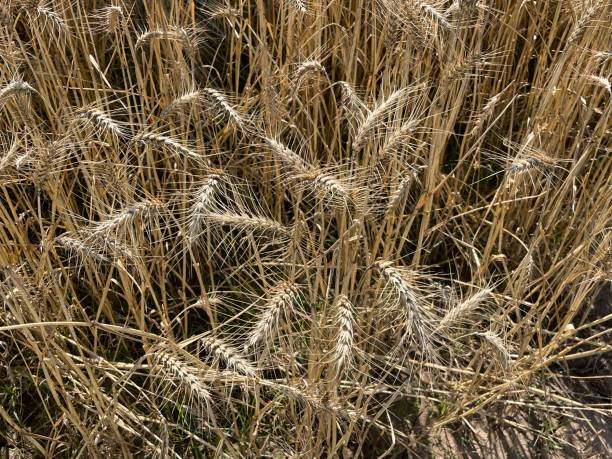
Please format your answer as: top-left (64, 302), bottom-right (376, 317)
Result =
top-left (75, 107), bottom-right (127, 139)
top-left (586, 75), bottom-right (611, 94)
top-left (0, 80), bottom-right (36, 104)
top-left (353, 89), bottom-right (408, 151)
top-left (567, 3), bottom-right (602, 46)
top-left (135, 132), bottom-right (203, 161)
top-left (100, 6), bottom-right (125, 34)
top-left (373, 261), bottom-right (432, 354)
top-left (480, 331), bottom-right (509, 370)
top-left (331, 295), bottom-right (356, 374)
top-left (415, 1), bottom-right (451, 30)
top-left (380, 119), bottom-right (422, 158)
top-left (187, 175), bottom-right (221, 245)
top-left (35, 4), bottom-right (67, 35)
top-left (205, 211), bottom-right (291, 240)
top-left (247, 283), bottom-right (300, 348)
top-left (201, 87), bottom-right (244, 130)
top-left (56, 234), bottom-right (110, 264)
top-left (161, 90), bottom-right (203, 117)
top-left (92, 200), bottom-right (162, 236)
top-left (264, 137), bottom-right (309, 173)
top-left (200, 335), bottom-right (256, 376)
top-left (507, 155), bottom-right (553, 176)
top-left (386, 171), bottom-right (419, 215)
top-left (301, 170), bottom-right (352, 209)
top-left (436, 288), bottom-right (491, 333)
top-left (338, 81), bottom-right (369, 127)
top-left (295, 60), bottom-right (327, 85)
top-left (155, 349), bottom-right (214, 407)
top-left (374, 261), bottom-right (420, 315)
top-left (469, 84), bottom-right (512, 137)
top-left (136, 27), bottom-right (192, 49)
top-left (287, 0), bottom-right (308, 15)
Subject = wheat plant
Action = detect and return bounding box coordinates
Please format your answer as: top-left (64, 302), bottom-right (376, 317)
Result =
top-left (0, 0), bottom-right (610, 457)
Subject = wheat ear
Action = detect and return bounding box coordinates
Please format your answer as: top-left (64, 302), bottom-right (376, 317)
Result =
top-left (35, 4), bottom-right (67, 35)
top-left (201, 87), bottom-right (245, 130)
top-left (436, 288), bottom-right (491, 333)
top-left (154, 349), bottom-right (214, 408)
top-left (92, 200), bottom-right (162, 235)
top-left (200, 335), bottom-right (256, 376)
top-left (264, 137), bottom-right (309, 173)
top-left (205, 211), bottom-right (292, 240)
top-left (337, 81), bottom-right (369, 128)
top-left (75, 107), bottom-right (127, 139)
top-left (331, 295), bottom-right (356, 374)
top-left (479, 331), bottom-right (510, 370)
top-left (161, 90), bottom-right (203, 117)
top-left (353, 89), bottom-right (408, 151)
top-left (134, 132), bottom-right (202, 161)
top-left (247, 283), bottom-right (300, 348)
top-left (186, 175), bottom-right (221, 245)
top-left (373, 261), bottom-right (431, 354)
top-left (0, 80), bottom-right (36, 104)
top-left (386, 171), bottom-right (419, 215)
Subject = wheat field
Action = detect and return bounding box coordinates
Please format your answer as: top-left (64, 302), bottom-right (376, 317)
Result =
top-left (0, 0), bottom-right (610, 457)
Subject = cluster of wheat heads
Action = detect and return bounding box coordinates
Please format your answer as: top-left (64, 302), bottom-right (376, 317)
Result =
top-left (0, 0), bottom-right (610, 457)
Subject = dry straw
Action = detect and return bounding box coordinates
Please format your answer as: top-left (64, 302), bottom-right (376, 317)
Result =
top-left (1, 0), bottom-right (610, 456)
